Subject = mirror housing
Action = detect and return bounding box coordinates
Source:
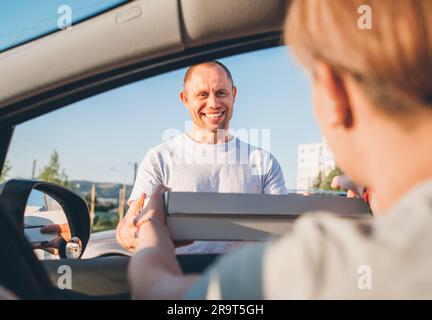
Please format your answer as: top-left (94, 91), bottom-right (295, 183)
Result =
top-left (0, 179), bottom-right (90, 258)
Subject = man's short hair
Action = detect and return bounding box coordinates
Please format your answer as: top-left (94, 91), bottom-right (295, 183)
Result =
top-left (183, 61), bottom-right (234, 88)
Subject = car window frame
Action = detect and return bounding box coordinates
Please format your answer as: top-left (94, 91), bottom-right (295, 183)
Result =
top-left (0, 34), bottom-right (283, 174)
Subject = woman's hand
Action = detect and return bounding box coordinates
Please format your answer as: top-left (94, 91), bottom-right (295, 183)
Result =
top-left (134, 185), bottom-right (170, 228)
top-left (134, 185), bottom-right (193, 248)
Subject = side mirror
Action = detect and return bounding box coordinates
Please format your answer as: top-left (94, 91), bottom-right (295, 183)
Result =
top-left (0, 180), bottom-right (90, 259)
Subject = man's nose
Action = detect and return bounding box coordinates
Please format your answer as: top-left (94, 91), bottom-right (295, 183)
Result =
top-left (207, 94), bottom-right (219, 109)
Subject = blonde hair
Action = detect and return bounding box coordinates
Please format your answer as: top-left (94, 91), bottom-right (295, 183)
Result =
top-left (285, 0), bottom-right (432, 114)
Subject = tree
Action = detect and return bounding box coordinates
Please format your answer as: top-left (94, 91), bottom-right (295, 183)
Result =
top-left (0, 160), bottom-right (11, 183)
top-left (313, 171), bottom-right (323, 189)
top-left (313, 167), bottom-right (345, 191)
top-left (38, 150), bottom-right (73, 189)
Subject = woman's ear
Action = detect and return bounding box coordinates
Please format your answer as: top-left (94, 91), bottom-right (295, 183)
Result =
top-left (313, 61), bottom-right (353, 129)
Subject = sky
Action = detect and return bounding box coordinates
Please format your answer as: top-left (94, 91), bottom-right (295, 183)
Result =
top-left (0, 0), bottom-right (127, 52)
top-left (2, 1), bottom-right (323, 189)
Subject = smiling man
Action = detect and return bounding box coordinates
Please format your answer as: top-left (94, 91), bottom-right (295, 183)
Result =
top-left (116, 61), bottom-right (287, 251)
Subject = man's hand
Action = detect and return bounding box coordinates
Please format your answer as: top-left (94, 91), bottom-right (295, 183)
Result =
top-left (116, 193), bottom-right (146, 252)
top-left (33, 223), bottom-right (72, 255)
top-left (331, 175), bottom-right (364, 197)
top-left (331, 175), bottom-right (380, 214)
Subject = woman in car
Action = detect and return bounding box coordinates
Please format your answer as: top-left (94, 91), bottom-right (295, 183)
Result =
top-left (129, 0), bottom-right (432, 299)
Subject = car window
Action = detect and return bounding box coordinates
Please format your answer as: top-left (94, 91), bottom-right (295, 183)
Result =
top-left (4, 46), bottom-right (333, 232)
top-left (0, 0), bottom-right (127, 52)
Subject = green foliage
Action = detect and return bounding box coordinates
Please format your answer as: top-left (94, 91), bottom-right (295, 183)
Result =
top-left (82, 193), bottom-right (116, 212)
top-left (92, 212), bottom-right (119, 233)
top-left (313, 171), bottom-right (323, 189)
top-left (313, 167), bottom-right (345, 191)
top-left (73, 181), bottom-right (133, 199)
top-left (38, 150), bottom-right (73, 190)
top-left (0, 160), bottom-right (11, 183)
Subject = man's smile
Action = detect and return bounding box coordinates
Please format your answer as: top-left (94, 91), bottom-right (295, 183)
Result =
top-left (201, 110), bottom-right (226, 120)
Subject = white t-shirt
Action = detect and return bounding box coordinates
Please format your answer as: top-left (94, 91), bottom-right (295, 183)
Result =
top-left (129, 133), bottom-right (287, 203)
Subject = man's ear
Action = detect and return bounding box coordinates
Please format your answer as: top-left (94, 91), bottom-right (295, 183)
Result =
top-left (313, 61), bottom-right (352, 128)
top-left (232, 85), bottom-right (237, 102)
top-left (180, 90), bottom-right (189, 106)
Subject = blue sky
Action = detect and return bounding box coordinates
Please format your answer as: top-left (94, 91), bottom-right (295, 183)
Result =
top-left (0, 0), bottom-right (126, 52)
top-left (3, 1), bottom-right (323, 189)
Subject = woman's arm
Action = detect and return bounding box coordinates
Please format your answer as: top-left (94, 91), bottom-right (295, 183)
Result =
top-left (128, 185), bottom-right (200, 299)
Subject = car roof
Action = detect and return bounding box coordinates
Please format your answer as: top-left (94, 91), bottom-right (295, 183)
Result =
top-left (0, 0), bottom-right (289, 127)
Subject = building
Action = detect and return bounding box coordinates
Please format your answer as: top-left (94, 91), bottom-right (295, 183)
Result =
top-left (297, 142), bottom-right (336, 191)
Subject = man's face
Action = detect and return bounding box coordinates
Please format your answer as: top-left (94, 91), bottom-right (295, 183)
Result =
top-left (181, 64), bottom-right (237, 132)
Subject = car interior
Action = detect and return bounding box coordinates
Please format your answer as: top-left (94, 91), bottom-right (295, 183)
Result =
top-left (0, 0), bottom-right (292, 299)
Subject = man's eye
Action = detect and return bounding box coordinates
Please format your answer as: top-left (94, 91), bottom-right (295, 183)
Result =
top-left (199, 93), bottom-right (208, 98)
top-left (217, 92), bottom-right (227, 97)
